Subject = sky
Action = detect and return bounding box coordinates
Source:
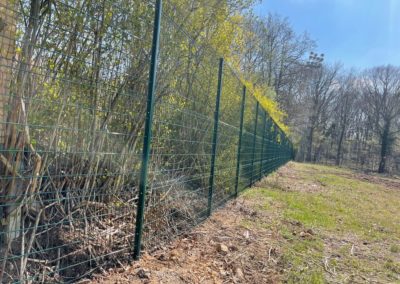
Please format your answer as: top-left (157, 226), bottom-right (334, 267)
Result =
top-left (253, 0), bottom-right (400, 70)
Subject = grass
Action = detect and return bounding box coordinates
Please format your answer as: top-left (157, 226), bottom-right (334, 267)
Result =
top-left (242, 162), bottom-right (400, 283)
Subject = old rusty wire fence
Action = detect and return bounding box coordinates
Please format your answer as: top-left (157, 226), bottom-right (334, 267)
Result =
top-left (0, 0), bottom-right (293, 282)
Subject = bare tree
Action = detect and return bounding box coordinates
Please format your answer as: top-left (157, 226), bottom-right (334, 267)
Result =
top-left (333, 72), bottom-right (359, 165)
top-left (241, 14), bottom-right (315, 91)
top-left (304, 63), bottom-right (340, 162)
top-left (361, 65), bottom-right (400, 173)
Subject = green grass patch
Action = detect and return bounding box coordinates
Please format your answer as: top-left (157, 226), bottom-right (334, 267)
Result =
top-left (390, 244), bottom-right (400, 253)
top-left (242, 162), bottom-right (400, 283)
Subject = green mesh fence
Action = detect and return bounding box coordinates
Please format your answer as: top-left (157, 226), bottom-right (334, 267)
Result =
top-left (0, 0), bottom-right (293, 282)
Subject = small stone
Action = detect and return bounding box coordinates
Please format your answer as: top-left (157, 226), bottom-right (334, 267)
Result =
top-left (116, 267), bottom-right (125, 273)
top-left (229, 244), bottom-right (238, 251)
top-left (217, 243), bottom-right (229, 254)
top-left (169, 250), bottom-right (180, 260)
top-left (235, 267), bottom-right (244, 278)
top-left (137, 268), bottom-right (150, 279)
top-left (299, 231), bottom-right (313, 239)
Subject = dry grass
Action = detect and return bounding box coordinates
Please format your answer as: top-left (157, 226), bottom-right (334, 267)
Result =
top-left (89, 162), bottom-right (400, 284)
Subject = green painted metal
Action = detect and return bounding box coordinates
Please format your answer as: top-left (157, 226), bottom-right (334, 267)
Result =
top-left (250, 101), bottom-right (259, 186)
top-left (259, 110), bottom-right (267, 180)
top-left (234, 85), bottom-right (246, 197)
top-left (133, 0), bottom-right (163, 260)
top-left (0, 0), bottom-right (296, 278)
top-left (270, 124), bottom-right (278, 174)
top-left (266, 116), bottom-right (273, 174)
top-left (207, 58), bottom-right (224, 217)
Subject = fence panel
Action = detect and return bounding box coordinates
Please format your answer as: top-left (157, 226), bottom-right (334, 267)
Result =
top-left (0, 1), bottom-right (153, 281)
top-left (0, 0), bottom-right (293, 282)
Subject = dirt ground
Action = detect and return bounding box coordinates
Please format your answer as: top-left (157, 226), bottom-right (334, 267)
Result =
top-left (87, 162), bottom-right (400, 284)
top-left (88, 199), bottom-right (284, 284)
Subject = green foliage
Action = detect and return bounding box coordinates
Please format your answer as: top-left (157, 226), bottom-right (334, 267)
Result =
top-left (0, 1), bottom-right (293, 281)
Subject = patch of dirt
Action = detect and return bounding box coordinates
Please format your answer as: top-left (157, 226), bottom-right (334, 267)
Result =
top-left (341, 172), bottom-right (400, 190)
top-left (90, 200), bottom-right (284, 284)
top-left (275, 162), bottom-right (400, 192)
top-left (257, 162), bottom-right (325, 193)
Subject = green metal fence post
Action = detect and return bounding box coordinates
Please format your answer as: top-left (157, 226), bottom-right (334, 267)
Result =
top-left (266, 121), bottom-right (274, 175)
top-left (207, 58), bottom-right (224, 217)
top-left (272, 124), bottom-right (277, 171)
top-left (234, 85), bottom-right (246, 197)
top-left (250, 101), bottom-right (259, 186)
top-left (133, 0), bottom-right (162, 260)
top-left (263, 116), bottom-right (270, 175)
top-left (259, 110), bottom-right (266, 180)
top-left (291, 141), bottom-right (296, 160)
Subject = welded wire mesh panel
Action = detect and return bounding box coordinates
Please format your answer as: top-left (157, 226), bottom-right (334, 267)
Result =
top-left (251, 104), bottom-right (264, 183)
top-left (339, 140), bottom-right (382, 171)
top-left (256, 110), bottom-right (267, 181)
top-left (267, 123), bottom-right (280, 173)
top-left (1, 0), bottom-right (293, 282)
top-left (238, 98), bottom-right (293, 191)
top-left (0, 0), bottom-right (153, 282)
top-left (141, 0), bottom-right (219, 249)
top-left (212, 66), bottom-right (242, 209)
top-left (239, 94), bottom-right (259, 190)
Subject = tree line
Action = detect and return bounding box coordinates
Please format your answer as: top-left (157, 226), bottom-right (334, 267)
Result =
top-left (240, 13), bottom-right (400, 174)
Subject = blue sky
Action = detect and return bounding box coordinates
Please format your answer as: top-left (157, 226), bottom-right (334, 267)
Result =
top-left (253, 0), bottom-right (400, 69)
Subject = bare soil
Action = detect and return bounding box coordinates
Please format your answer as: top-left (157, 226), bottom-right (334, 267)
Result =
top-left (89, 198), bottom-right (284, 284)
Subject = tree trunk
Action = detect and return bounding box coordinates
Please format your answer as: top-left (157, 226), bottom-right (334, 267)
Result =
top-left (378, 122), bottom-right (390, 173)
top-left (306, 123), bottom-right (315, 162)
top-left (336, 125), bottom-right (346, 166)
